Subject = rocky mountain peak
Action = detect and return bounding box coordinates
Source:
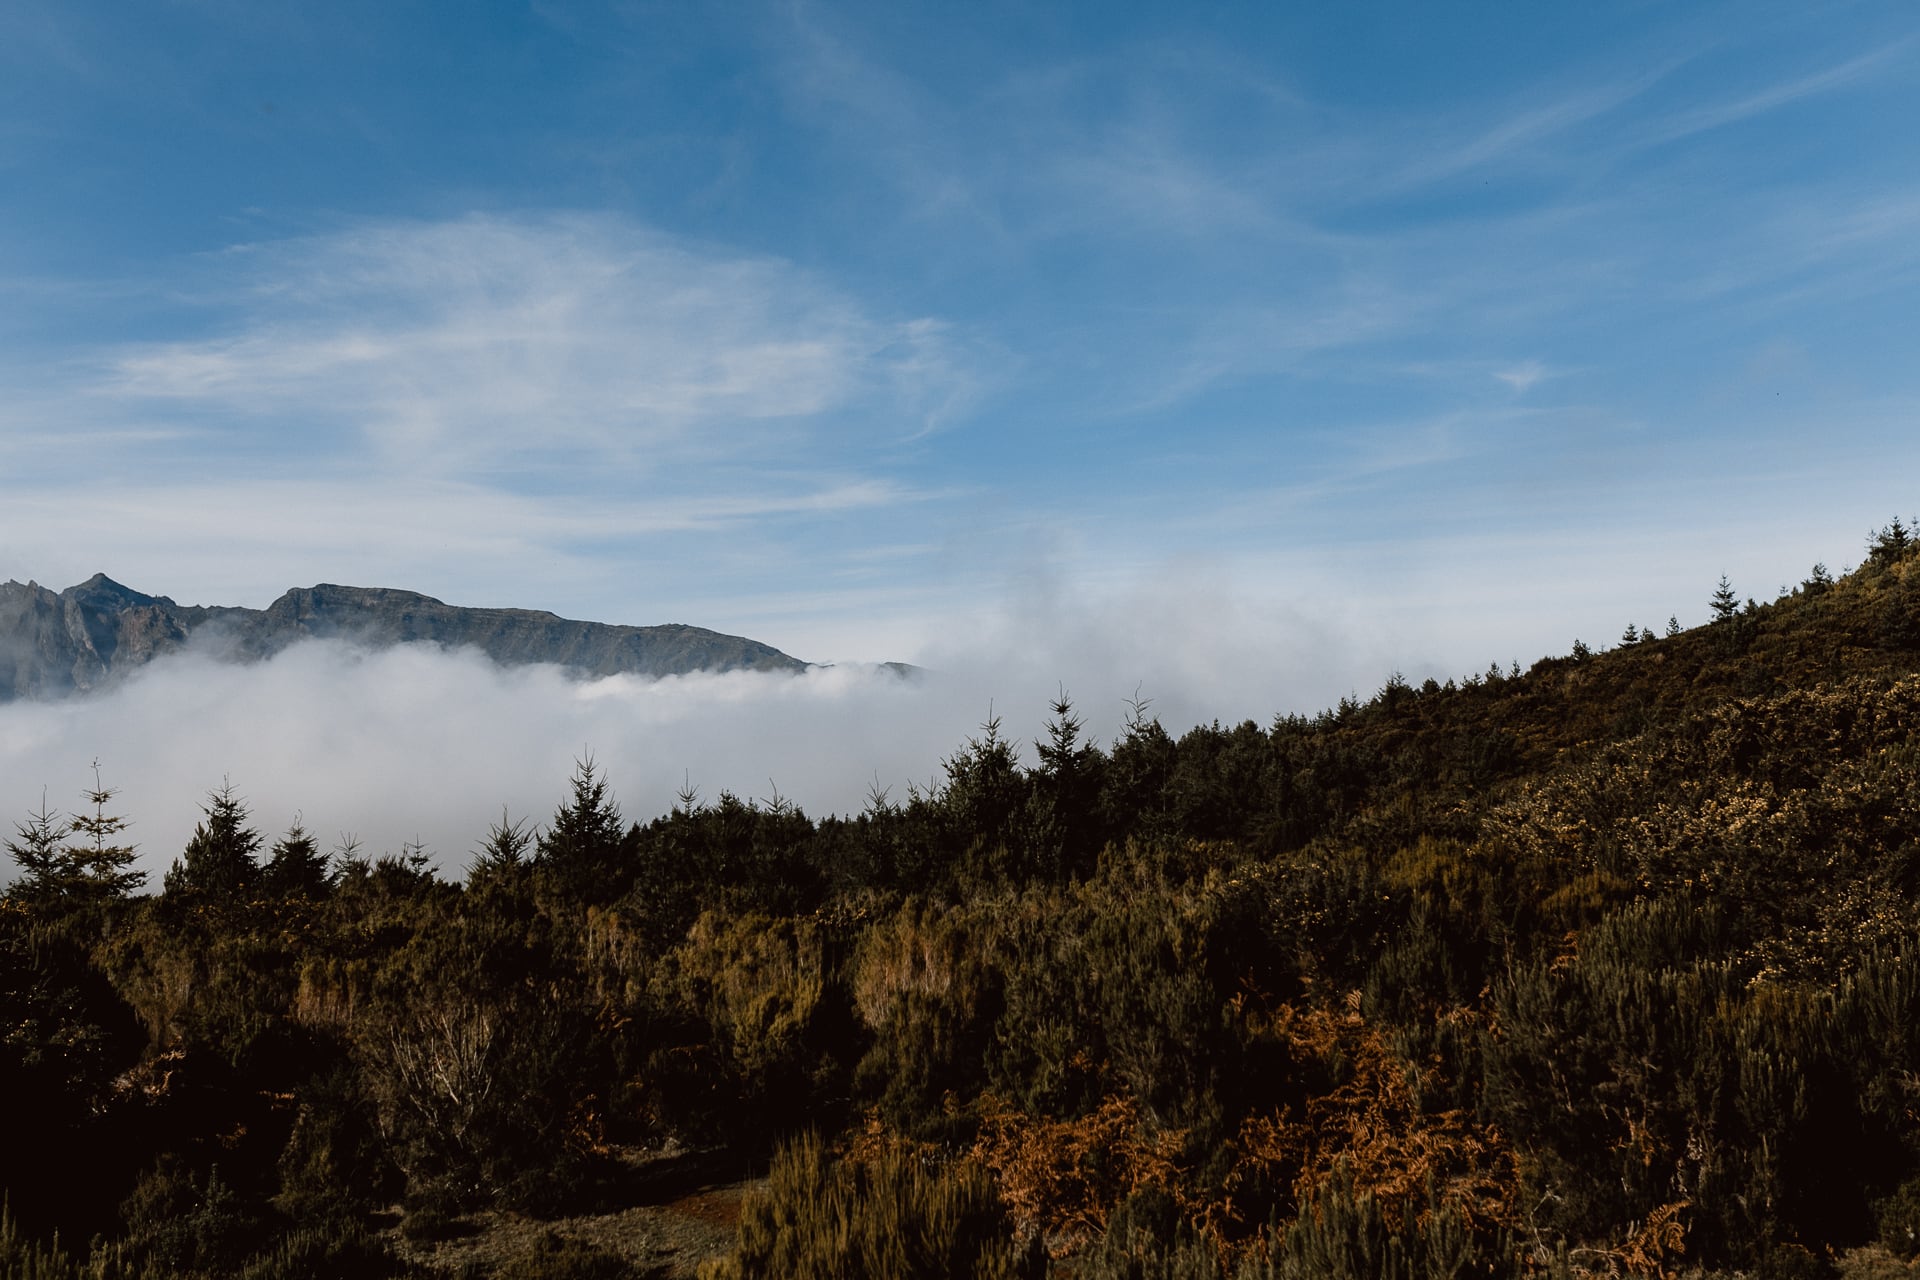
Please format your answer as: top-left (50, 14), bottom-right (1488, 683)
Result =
top-left (0, 575), bottom-right (812, 701)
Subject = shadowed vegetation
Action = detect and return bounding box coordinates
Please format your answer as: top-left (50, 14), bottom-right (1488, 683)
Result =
top-left (9, 526), bottom-right (1920, 1275)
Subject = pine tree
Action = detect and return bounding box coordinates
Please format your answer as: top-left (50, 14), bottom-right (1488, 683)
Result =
top-left (1711, 576), bottom-right (1739, 623)
top-left (163, 781), bottom-right (262, 901)
top-left (4, 795), bottom-right (71, 904)
top-left (940, 710), bottom-right (1025, 869)
top-left (1869, 516), bottom-right (1912, 567)
top-left (261, 820), bottom-right (331, 898)
top-left (1027, 690), bottom-right (1103, 879)
top-left (1035, 690), bottom-right (1096, 779)
top-left (4, 766), bottom-right (142, 905)
top-left (62, 762), bottom-right (144, 902)
top-left (535, 756), bottom-right (630, 900)
top-left (467, 810), bottom-right (535, 900)
top-left (1667, 616), bottom-right (1682, 638)
top-left (1105, 692), bottom-right (1175, 839)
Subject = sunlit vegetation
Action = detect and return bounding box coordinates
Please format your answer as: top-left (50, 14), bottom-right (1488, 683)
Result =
top-left (8, 524), bottom-right (1920, 1276)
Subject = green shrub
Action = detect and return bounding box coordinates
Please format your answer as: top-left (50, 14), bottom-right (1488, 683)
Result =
top-left (358, 986), bottom-right (603, 1212)
top-left (654, 911), bottom-right (854, 1143)
top-left (118, 1160), bottom-right (276, 1277)
top-left (235, 1220), bottom-right (421, 1280)
top-left (274, 1062), bottom-right (397, 1222)
top-left (702, 1131), bottom-right (1044, 1280)
top-left (1252, 1171), bottom-right (1516, 1280)
top-left (493, 1230), bottom-right (652, 1280)
top-left (1880, 1176), bottom-right (1920, 1259)
top-left (1070, 1187), bottom-right (1225, 1280)
top-left (1838, 1245), bottom-right (1920, 1280)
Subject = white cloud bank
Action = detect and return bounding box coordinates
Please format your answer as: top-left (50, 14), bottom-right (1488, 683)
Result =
top-left (1, 644), bottom-right (942, 884)
top-left (0, 578), bottom-right (1353, 885)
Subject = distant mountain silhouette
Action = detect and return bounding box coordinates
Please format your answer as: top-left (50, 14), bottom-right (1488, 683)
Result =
top-left (0, 574), bottom-right (812, 700)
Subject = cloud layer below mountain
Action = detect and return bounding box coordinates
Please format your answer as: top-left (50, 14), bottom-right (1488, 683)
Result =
top-left (0, 573), bottom-right (1349, 882)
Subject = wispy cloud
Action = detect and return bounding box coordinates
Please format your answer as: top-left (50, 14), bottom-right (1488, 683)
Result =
top-left (771, 4), bottom-right (1007, 233)
top-left (1636, 37), bottom-right (1915, 150)
top-left (1493, 361), bottom-right (1553, 394)
top-left (0, 212), bottom-right (996, 623)
top-left (1380, 65), bottom-right (1683, 192)
top-left (94, 213), bottom-right (983, 473)
top-left (1106, 282), bottom-right (1425, 414)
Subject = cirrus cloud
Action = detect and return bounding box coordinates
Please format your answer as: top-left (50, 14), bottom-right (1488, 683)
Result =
top-left (96, 213), bottom-right (984, 475)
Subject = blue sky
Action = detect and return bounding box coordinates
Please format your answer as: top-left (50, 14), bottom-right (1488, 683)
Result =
top-left (4, 0), bottom-right (1920, 711)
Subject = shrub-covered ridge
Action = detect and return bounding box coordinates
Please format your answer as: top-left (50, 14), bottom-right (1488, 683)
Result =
top-left (7, 530), bottom-right (1920, 1276)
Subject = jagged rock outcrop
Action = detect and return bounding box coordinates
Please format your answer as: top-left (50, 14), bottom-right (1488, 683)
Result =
top-left (0, 574), bottom-right (808, 701)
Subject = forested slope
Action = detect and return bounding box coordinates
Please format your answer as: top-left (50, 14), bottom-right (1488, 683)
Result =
top-left (8, 525), bottom-right (1920, 1279)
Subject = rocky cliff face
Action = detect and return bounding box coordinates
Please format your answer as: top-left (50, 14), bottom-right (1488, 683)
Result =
top-left (0, 574), bottom-right (807, 701)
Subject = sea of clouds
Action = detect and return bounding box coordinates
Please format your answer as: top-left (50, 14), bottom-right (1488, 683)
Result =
top-left (0, 570), bottom-right (1373, 886)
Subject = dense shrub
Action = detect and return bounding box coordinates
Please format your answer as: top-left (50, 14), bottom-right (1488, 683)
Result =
top-left (1257, 1170), bottom-right (1519, 1280)
top-left (701, 1131), bottom-right (1044, 1280)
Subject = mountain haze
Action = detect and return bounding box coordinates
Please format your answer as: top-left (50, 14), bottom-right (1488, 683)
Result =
top-left (0, 574), bottom-right (808, 701)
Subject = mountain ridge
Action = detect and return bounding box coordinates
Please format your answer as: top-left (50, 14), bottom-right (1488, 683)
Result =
top-left (0, 573), bottom-right (812, 701)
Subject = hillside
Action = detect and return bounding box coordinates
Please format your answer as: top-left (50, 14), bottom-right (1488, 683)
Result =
top-left (0, 575), bottom-right (808, 700)
top-left (5, 525), bottom-right (1920, 1279)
